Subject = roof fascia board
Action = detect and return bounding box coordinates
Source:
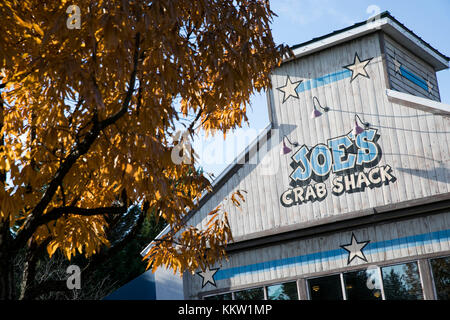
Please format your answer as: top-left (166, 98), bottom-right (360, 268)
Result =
top-left (209, 123), bottom-right (273, 189)
top-left (140, 123), bottom-right (274, 254)
top-left (288, 17), bottom-right (449, 71)
top-left (289, 18), bottom-right (388, 61)
top-left (386, 89), bottom-right (450, 116)
top-left (384, 19), bottom-right (449, 71)
top-left (140, 224), bottom-right (171, 257)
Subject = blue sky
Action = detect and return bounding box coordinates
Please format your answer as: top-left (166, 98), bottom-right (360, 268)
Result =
top-left (194, 0), bottom-right (450, 179)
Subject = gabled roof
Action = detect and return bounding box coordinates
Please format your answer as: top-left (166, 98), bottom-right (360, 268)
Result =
top-left (288, 11), bottom-right (449, 71)
top-left (141, 11), bottom-right (449, 255)
top-left (140, 124), bottom-right (273, 257)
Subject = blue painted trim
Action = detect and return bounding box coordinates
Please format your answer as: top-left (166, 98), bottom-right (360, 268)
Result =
top-left (295, 69), bottom-right (352, 94)
top-left (214, 228), bottom-right (450, 281)
top-left (399, 66), bottom-right (428, 91)
top-left (291, 64), bottom-right (429, 96)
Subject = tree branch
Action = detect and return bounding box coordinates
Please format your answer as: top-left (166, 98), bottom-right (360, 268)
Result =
top-left (42, 205), bottom-right (128, 223)
top-left (83, 212), bottom-right (145, 276)
top-left (187, 108), bottom-right (203, 133)
top-left (11, 32), bottom-right (142, 252)
top-left (19, 238), bottom-right (51, 300)
top-left (0, 80), bottom-right (5, 185)
top-left (25, 279), bottom-right (68, 300)
top-left (98, 33), bottom-right (141, 129)
top-left (26, 209), bottom-right (145, 300)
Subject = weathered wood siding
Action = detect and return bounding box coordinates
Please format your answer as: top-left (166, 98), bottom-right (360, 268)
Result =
top-left (184, 211), bottom-right (450, 298)
top-left (383, 34), bottom-right (441, 101)
top-left (184, 32), bottom-right (450, 242)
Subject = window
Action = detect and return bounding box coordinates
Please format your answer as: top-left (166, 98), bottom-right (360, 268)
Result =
top-left (381, 262), bottom-right (423, 300)
top-left (343, 269), bottom-right (382, 300)
top-left (267, 281), bottom-right (298, 300)
top-left (430, 256), bottom-right (450, 300)
top-left (204, 293), bottom-right (233, 300)
top-left (234, 287), bottom-right (264, 300)
top-left (308, 274), bottom-right (343, 300)
top-left (203, 259), bottom-right (432, 300)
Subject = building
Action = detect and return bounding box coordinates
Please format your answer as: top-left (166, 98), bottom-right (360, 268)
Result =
top-left (103, 267), bottom-right (184, 300)
top-left (113, 11), bottom-right (450, 300)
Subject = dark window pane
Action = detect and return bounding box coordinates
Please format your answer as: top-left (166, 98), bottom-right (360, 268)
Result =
top-left (308, 275), bottom-right (343, 300)
top-left (204, 293), bottom-right (232, 300)
top-left (267, 282), bottom-right (298, 300)
top-left (344, 269), bottom-right (382, 300)
top-left (234, 287), bottom-right (264, 300)
top-left (430, 256), bottom-right (450, 300)
top-left (381, 262), bottom-right (423, 300)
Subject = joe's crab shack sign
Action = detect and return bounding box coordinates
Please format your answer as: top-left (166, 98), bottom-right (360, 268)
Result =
top-left (280, 127), bottom-right (397, 207)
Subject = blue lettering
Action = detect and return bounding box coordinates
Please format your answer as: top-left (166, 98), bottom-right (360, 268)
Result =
top-left (328, 136), bottom-right (356, 173)
top-left (355, 129), bottom-right (378, 165)
top-left (290, 146), bottom-right (311, 182)
top-left (310, 144), bottom-right (332, 176)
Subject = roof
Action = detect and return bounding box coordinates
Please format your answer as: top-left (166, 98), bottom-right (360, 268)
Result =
top-left (288, 11), bottom-right (449, 71)
top-left (141, 11), bottom-right (449, 254)
top-left (140, 123), bottom-right (273, 257)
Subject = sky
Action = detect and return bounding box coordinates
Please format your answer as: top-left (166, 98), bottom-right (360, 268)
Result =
top-left (193, 0), bottom-right (450, 180)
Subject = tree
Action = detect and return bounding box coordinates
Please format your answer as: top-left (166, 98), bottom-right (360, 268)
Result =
top-left (0, 0), bottom-right (288, 299)
top-left (13, 206), bottom-right (166, 300)
top-left (382, 269), bottom-right (404, 300)
top-left (430, 257), bottom-right (450, 300)
top-left (403, 262), bottom-right (423, 299)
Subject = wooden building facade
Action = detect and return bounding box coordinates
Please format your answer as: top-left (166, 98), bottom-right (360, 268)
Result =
top-left (173, 12), bottom-right (450, 300)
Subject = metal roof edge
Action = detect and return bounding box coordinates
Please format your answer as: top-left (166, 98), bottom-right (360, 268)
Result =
top-left (140, 224), bottom-right (171, 257)
top-left (290, 11), bottom-right (392, 51)
top-left (386, 89), bottom-right (450, 116)
top-left (287, 11), bottom-right (449, 71)
top-left (140, 122), bottom-right (274, 256)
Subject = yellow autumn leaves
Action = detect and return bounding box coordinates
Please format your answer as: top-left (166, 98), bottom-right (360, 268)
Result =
top-left (0, 0), bottom-right (285, 275)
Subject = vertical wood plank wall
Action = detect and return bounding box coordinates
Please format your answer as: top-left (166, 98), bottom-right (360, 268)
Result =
top-left (183, 31), bottom-right (450, 298)
top-left (383, 34), bottom-right (441, 101)
top-left (185, 211), bottom-right (450, 298)
top-left (185, 32), bottom-right (449, 241)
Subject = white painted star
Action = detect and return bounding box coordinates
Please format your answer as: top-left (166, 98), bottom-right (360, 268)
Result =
top-left (427, 79), bottom-right (434, 94)
top-left (344, 53), bottom-right (373, 82)
top-left (277, 75), bottom-right (302, 103)
top-left (197, 266), bottom-right (219, 288)
top-left (341, 233), bottom-right (370, 265)
top-left (393, 57), bottom-right (402, 74)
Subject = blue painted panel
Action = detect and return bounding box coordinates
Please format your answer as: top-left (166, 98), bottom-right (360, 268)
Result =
top-left (399, 66), bottom-right (428, 91)
top-left (214, 228), bottom-right (450, 281)
top-left (295, 69), bottom-right (352, 94)
top-left (103, 271), bottom-right (156, 300)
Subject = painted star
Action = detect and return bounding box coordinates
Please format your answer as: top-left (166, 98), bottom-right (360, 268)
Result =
top-left (277, 75), bottom-right (302, 103)
top-left (344, 53), bottom-right (373, 83)
top-left (197, 266), bottom-right (219, 288)
top-left (393, 57), bottom-right (402, 74)
top-left (341, 233), bottom-right (370, 265)
top-left (427, 79), bottom-right (434, 94)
